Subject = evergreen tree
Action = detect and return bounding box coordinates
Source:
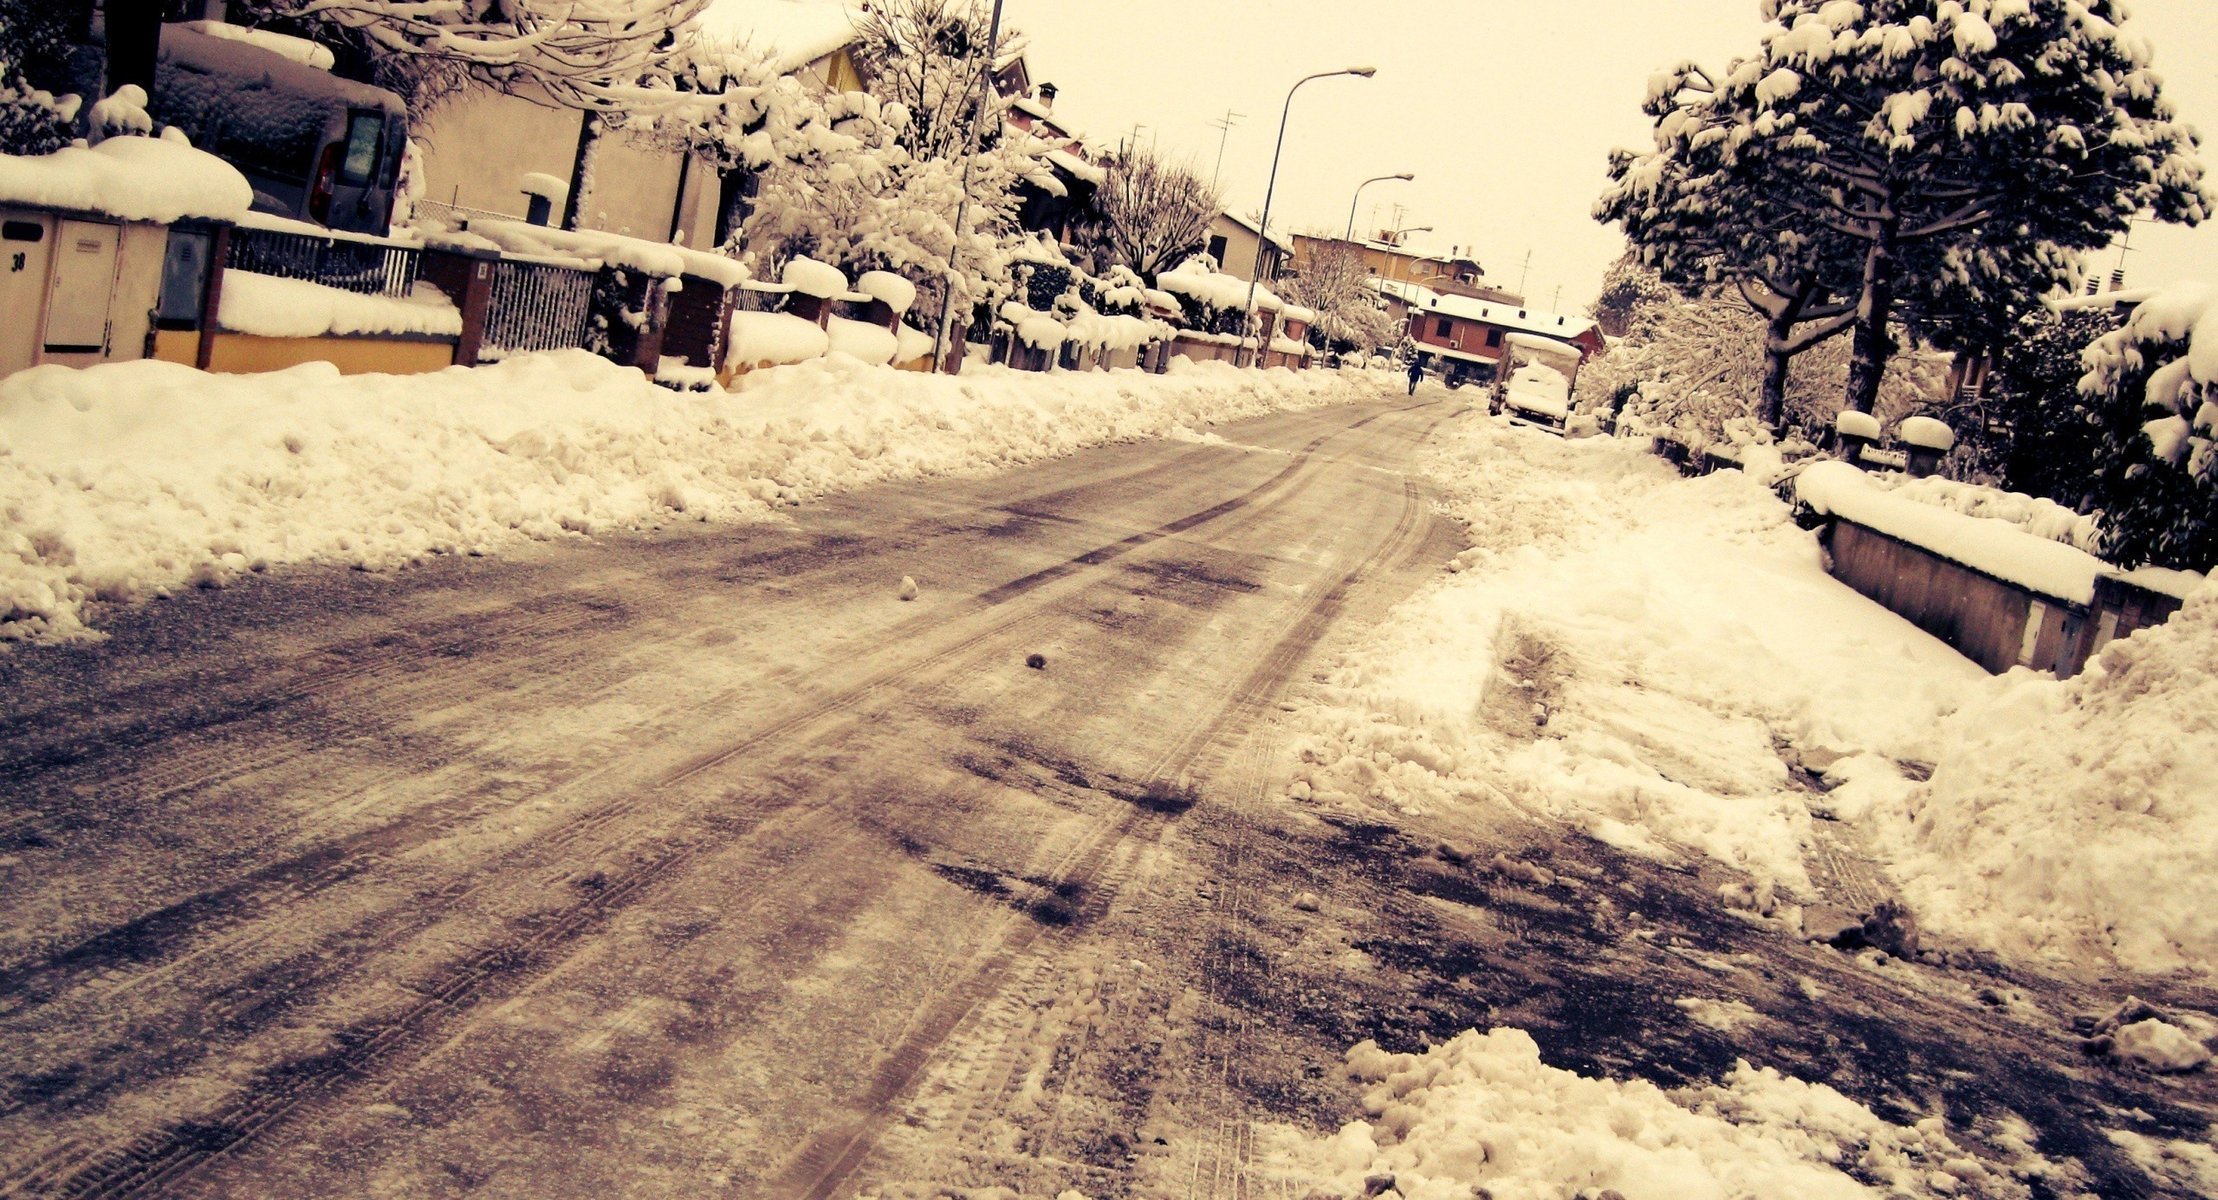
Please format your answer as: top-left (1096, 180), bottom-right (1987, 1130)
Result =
top-left (2078, 288), bottom-right (2218, 571)
top-left (1612, 0), bottom-right (2207, 414)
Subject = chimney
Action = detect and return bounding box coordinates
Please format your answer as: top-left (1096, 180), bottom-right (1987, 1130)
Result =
top-left (1037, 82), bottom-right (1058, 111)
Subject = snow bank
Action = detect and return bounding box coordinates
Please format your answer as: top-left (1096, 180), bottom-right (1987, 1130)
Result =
top-left (824, 315), bottom-right (896, 365)
top-left (1252, 1027), bottom-right (2022, 1200)
top-left (0, 353), bottom-right (1385, 641)
top-left (0, 136), bottom-right (252, 224)
top-left (218, 273), bottom-right (462, 339)
top-left (853, 270), bottom-right (915, 315)
top-left (467, 218), bottom-right (748, 288)
top-left (782, 255), bottom-right (847, 298)
top-left (1846, 470), bottom-right (2105, 554)
top-left (1796, 460), bottom-right (2108, 604)
top-left (1287, 420), bottom-right (1983, 895)
top-left (1868, 580), bottom-right (2218, 975)
top-left (727, 310), bottom-right (828, 367)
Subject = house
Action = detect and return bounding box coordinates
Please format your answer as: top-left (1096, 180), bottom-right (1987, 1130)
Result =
top-left (1205, 211), bottom-right (1291, 284)
top-left (411, 0), bottom-right (868, 251)
top-left (994, 59), bottom-right (1104, 243)
top-left (1289, 231), bottom-right (1506, 301)
top-left (1379, 278), bottom-right (1603, 387)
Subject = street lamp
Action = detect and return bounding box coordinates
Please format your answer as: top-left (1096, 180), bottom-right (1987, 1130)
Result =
top-left (1242, 66), bottom-right (1377, 364)
top-left (1345, 172), bottom-right (1413, 242)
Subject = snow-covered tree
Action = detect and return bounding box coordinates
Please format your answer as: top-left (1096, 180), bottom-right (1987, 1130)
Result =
top-left (2075, 286), bottom-right (2218, 571)
top-left (1587, 254), bottom-right (1674, 339)
top-left (262, 0), bottom-right (712, 112)
top-left (1282, 241), bottom-right (1398, 356)
top-left (1577, 291), bottom-right (1938, 452)
top-left (851, 0), bottom-right (1023, 163)
top-left (1618, 0), bottom-right (2208, 415)
top-left (1073, 144), bottom-right (1217, 282)
top-left (1598, 78), bottom-right (1865, 430)
top-left (0, 0), bottom-right (79, 154)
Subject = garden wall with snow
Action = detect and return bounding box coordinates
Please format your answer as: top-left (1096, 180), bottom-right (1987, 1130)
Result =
top-left (1283, 413), bottom-right (2216, 981)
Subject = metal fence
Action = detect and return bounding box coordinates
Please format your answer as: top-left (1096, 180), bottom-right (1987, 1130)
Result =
top-left (482, 258), bottom-right (595, 355)
top-left (226, 225), bottom-right (419, 298)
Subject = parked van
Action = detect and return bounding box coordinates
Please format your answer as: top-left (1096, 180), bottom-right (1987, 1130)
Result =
top-left (152, 22), bottom-right (408, 236)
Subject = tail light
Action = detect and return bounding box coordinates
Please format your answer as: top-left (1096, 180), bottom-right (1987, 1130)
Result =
top-left (309, 142), bottom-right (341, 224)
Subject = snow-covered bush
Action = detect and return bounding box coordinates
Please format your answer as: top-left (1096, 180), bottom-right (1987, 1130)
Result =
top-left (1575, 297), bottom-right (1936, 453)
top-left (2076, 282), bottom-right (2218, 571)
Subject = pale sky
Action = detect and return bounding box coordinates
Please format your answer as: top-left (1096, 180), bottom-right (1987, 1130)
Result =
top-left (1011, 0), bottom-right (2218, 315)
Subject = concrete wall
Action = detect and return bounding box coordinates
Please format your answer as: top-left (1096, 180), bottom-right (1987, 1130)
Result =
top-left (199, 332), bottom-right (456, 376)
top-left (416, 88), bottom-right (696, 245)
top-left (1825, 520), bottom-right (2074, 676)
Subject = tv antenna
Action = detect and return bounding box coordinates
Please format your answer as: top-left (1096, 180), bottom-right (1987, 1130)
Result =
top-left (1206, 109), bottom-right (1245, 189)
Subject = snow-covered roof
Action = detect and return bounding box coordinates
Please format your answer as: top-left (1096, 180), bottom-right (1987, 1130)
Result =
top-left (0, 135), bottom-right (252, 224)
top-left (171, 20), bottom-right (335, 71)
top-left (1159, 261), bottom-right (1281, 313)
top-left (1220, 210), bottom-right (1293, 254)
top-left (1376, 278), bottom-right (1595, 342)
top-left (1044, 147), bottom-right (1104, 186)
top-left (695, 0), bottom-right (863, 76)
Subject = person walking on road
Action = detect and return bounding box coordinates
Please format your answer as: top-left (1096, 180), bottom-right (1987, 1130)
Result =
top-left (1406, 357), bottom-right (1424, 395)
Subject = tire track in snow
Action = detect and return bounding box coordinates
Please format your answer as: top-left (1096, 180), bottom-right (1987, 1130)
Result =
top-left (789, 467), bottom-right (1440, 1200)
top-left (0, 398), bottom-right (1440, 1200)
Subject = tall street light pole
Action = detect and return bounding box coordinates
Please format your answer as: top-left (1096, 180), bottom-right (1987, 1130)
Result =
top-left (1345, 172), bottom-right (1412, 241)
top-left (931, 0), bottom-right (1010, 374)
top-left (1241, 66), bottom-right (1376, 366)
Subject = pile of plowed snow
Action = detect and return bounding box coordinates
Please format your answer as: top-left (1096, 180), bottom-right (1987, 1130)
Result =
top-left (1252, 1027), bottom-right (2043, 1199)
top-left (0, 352), bottom-right (1385, 640)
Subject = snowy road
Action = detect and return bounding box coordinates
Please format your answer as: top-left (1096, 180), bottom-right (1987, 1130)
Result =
top-left (0, 393), bottom-right (1465, 1198)
top-left (5, 390), bottom-right (2214, 1199)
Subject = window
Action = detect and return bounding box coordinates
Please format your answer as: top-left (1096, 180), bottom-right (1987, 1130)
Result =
top-left (338, 111), bottom-right (383, 186)
top-left (1206, 234), bottom-right (1227, 266)
top-left (1433, 317), bottom-right (1451, 339)
top-left (1484, 328), bottom-right (1502, 347)
top-left (155, 228), bottom-right (213, 326)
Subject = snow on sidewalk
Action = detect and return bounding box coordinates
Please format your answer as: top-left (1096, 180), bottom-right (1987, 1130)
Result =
top-left (1285, 415), bottom-right (1984, 900)
top-left (0, 352), bottom-right (1387, 642)
top-left (1249, 1027), bottom-right (2040, 1200)
top-left (1285, 412), bottom-right (2218, 981)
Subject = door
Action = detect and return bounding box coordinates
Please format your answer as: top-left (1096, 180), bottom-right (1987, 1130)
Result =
top-left (45, 218), bottom-right (122, 356)
top-left (0, 210), bottom-right (54, 376)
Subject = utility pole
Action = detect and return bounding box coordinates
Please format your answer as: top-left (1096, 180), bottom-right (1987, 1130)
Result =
top-left (1516, 250), bottom-right (1531, 298)
top-left (929, 0), bottom-right (1009, 374)
top-left (1206, 109), bottom-right (1244, 190)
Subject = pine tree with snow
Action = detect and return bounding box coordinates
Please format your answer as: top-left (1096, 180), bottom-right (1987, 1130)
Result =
top-left (1615, 0), bottom-right (2208, 415)
top-left (2077, 286), bottom-right (2218, 571)
top-left (1598, 62), bottom-right (1867, 431)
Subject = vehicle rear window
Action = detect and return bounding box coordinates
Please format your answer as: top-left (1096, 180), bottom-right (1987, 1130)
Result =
top-left (339, 111), bottom-right (382, 186)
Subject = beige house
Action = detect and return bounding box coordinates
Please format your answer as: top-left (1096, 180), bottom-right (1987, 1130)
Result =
top-left (412, 0), bottom-right (867, 251)
top-left (1203, 211), bottom-right (1291, 284)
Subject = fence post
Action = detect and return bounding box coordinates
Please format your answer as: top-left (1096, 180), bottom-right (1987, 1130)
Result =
top-left (420, 245), bottom-right (496, 367)
top-left (194, 224), bottom-right (230, 370)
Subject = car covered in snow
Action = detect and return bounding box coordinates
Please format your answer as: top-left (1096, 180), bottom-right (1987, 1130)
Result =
top-left (1492, 363), bottom-right (1572, 430)
top-left (153, 23), bottom-right (410, 236)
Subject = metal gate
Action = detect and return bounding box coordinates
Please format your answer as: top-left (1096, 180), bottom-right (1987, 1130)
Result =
top-left (481, 257), bottom-right (595, 355)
